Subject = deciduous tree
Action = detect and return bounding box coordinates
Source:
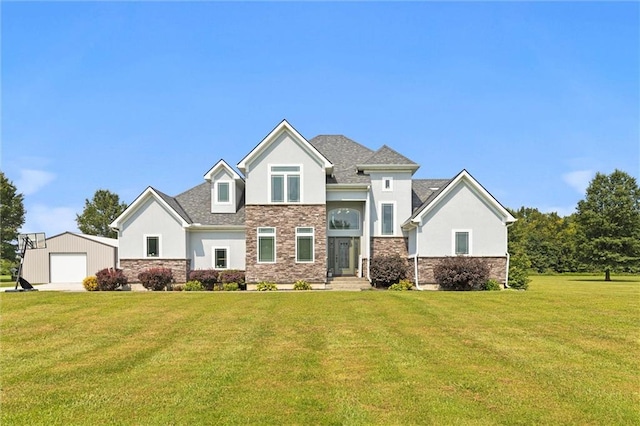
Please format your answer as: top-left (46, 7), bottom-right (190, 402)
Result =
top-left (575, 170), bottom-right (640, 281)
top-left (0, 172), bottom-right (25, 265)
top-left (76, 190), bottom-right (128, 238)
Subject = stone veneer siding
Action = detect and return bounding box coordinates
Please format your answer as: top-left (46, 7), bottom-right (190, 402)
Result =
top-left (368, 237), bottom-right (414, 281)
top-left (120, 259), bottom-right (191, 283)
top-left (245, 204), bottom-right (327, 284)
top-left (416, 256), bottom-right (507, 285)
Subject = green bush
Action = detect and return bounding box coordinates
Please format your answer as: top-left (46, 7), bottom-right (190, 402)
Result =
top-left (388, 279), bottom-right (413, 291)
top-left (293, 280), bottom-right (312, 290)
top-left (370, 254), bottom-right (409, 288)
top-left (138, 267), bottom-right (174, 291)
top-left (184, 280), bottom-right (204, 291)
top-left (256, 282), bottom-right (278, 291)
top-left (433, 256), bottom-right (490, 291)
top-left (95, 268), bottom-right (128, 291)
top-left (82, 275), bottom-right (99, 291)
top-left (172, 284), bottom-right (185, 291)
top-left (483, 279), bottom-right (502, 291)
top-left (508, 251), bottom-right (531, 290)
top-left (223, 282), bottom-right (239, 291)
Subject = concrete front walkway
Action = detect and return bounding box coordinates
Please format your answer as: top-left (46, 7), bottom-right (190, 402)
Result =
top-left (33, 282), bottom-right (86, 291)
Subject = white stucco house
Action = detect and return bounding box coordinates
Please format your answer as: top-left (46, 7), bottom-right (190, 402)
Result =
top-left (110, 120), bottom-right (515, 289)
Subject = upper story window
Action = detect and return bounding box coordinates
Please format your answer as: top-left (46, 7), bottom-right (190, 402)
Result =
top-left (381, 203), bottom-right (395, 235)
top-left (216, 182), bottom-right (230, 204)
top-left (328, 208), bottom-right (360, 230)
top-left (454, 230), bottom-right (471, 255)
top-left (382, 177), bottom-right (393, 192)
top-left (145, 235), bottom-right (160, 258)
top-left (270, 166), bottom-right (300, 203)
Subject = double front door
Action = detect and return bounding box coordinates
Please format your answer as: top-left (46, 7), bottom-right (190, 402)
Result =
top-left (328, 237), bottom-right (359, 276)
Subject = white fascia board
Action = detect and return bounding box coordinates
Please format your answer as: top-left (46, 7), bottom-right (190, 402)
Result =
top-left (237, 119), bottom-right (333, 174)
top-left (203, 159), bottom-right (244, 182)
top-left (109, 187), bottom-right (189, 229)
top-left (187, 224), bottom-right (245, 231)
top-left (414, 170), bottom-right (516, 225)
top-left (326, 183), bottom-right (370, 191)
top-left (357, 164), bottom-right (420, 174)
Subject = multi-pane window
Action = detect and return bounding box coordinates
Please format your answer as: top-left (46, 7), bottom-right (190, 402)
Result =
top-left (455, 231), bottom-right (470, 255)
top-left (381, 203), bottom-right (394, 235)
top-left (258, 227), bottom-right (276, 263)
top-left (328, 208), bottom-right (360, 230)
top-left (146, 236), bottom-right (159, 257)
top-left (214, 248), bottom-right (228, 269)
top-left (217, 182), bottom-right (230, 203)
top-left (296, 227), bottom-right (314, 263)
top-left (270, 166), bottom-right (300, 203)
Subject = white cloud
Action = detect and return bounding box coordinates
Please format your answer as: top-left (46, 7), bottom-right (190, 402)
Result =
top-left (20, 204), bottom-right (79, 237)
top-left (562, 170), bottom-right (593, 195)
top-left (15, 169), bottom-right (56, 195)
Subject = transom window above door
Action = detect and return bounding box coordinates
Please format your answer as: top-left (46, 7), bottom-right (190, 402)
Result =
top-left (270, 166), bottom-right (301, 203)
top-left (328, 208), bottom-right (360, 230)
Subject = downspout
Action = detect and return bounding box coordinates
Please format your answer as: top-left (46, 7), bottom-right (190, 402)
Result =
top-left (413, 222), bottom-right (423, 291)
top-left (504, 222), bottom-right (515, 289)
top-left (365, 187), bottom-right (371, 282)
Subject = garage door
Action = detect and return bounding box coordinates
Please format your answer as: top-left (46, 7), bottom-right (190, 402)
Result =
top-left (50, 253), bottom-right (87, 283)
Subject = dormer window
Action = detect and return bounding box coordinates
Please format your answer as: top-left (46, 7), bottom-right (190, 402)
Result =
top-left (270, 166), bottom-right (301, 203)
top-left (216, 182), bottom-right (230, 204)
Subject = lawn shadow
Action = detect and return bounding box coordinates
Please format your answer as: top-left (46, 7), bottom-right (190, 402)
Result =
top-left (567, 277), bottom-right (640, 283)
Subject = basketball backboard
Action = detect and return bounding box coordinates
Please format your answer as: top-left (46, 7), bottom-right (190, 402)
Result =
top-left (17, 233), bottom-right (46, 250)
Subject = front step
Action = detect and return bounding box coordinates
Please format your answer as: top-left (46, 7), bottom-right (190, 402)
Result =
top-left (326, 276), bottom-right (372, 291)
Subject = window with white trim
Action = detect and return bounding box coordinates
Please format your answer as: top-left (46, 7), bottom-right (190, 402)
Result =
top-left (328, 208), bottom-right (360, 230)
top-left (213, 247), bottom-right (228, 269)
top-left (381, 203), bottom-right (394, 235)
top-left (216, 182), bottom-right (230, 204)
top-left (382, 177), bottom-right (393, 192)
top-left (296, 227), bottom-right (314, 263)
top-left (270, 166), bottom-right (301, 203)
top-left (454, 231), bottom-right (471, 255)
top-left (145, 235), bottom-right (160, 258)
top-left (257, 227), bottom-right (276, 263)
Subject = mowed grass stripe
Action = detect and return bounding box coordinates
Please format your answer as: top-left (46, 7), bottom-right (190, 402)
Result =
top-left (1, 277), bottom-right (638, 425)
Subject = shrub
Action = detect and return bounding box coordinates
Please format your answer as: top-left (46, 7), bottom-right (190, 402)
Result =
top-left (219, 270), bottom-right (246, 290)
top-left (172, 284), bottom-right (185, 291)
top-left (293, 280), bottom-right (312, 290)
top-left (138, 267), bottom-right (174, 291)
top-left (483, 279), bottom-right (502, 291)
top-left (433, 256), bottom-right (490, 291)
top-left (256, 282), bottom-right (277, 291)
top-left (95, 268), bottom-right (128, 291)
top-left (184, 280), bottom-right (204, 291)
top-left (82, 275), bottom-right (99, 291)
top-left (188, 269), bottom-right (219, 291)
top-left (388, 279), bottom-right (413, 291)
top-left (508, 251), bottom-right (531, 290)
top-left (223, 282), bottom-right (239, 291)
top-left (370, 254), bottom-right (409, 287)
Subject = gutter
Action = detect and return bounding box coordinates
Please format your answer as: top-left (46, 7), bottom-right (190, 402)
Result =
top-left (504, 221), bottom-right (515, 289)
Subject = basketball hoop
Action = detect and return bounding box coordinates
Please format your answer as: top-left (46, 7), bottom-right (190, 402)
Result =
top-left (5, 233), bottom-right (47, 292)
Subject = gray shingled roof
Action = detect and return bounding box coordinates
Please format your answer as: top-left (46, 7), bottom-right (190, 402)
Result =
top-left (411, 179), bottom-right (452, 212)
top-left (152, 187), bottom-right (192, 223)
top-left (361, 145), bottom-right (419, 167)
top-left (308, 135), bottom-right (373, 184)
top-left (175, 182), bottom-right (245, 226)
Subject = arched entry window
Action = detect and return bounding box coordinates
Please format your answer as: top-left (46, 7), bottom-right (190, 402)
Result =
top-left (328, 208), bottom-right (360, 230)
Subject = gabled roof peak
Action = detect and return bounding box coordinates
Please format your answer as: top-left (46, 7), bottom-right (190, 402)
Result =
top-left (204, 159), bottom-right (244, 182)
top-left (357, 144), bottom-right (419, 173)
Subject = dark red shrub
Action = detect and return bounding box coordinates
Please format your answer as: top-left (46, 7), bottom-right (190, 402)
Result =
top-left (138, 267), bottom-right (174, 291)
top-left (218, 269), bottom-right (246, 290)
top-left (95, 268), bottom-right (128, 291)
top-left (188, 269), bottom-right (219, 291)
top-left (433, 256), bottom-right (490, 291)
top-left (370, 254), bottom-right (408, 288)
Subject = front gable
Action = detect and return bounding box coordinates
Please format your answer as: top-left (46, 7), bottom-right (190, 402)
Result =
top-left (238, 120), bottom-right (333, 205)
top-left (204, 159), bottom-right (245, 214)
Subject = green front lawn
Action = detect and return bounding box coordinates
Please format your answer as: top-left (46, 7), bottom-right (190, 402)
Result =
top-left (1, 276), bottom-right (638, 424)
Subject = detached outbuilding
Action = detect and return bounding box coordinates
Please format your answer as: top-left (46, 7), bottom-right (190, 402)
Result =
top-left (22, 232), bottom-right (118, 284)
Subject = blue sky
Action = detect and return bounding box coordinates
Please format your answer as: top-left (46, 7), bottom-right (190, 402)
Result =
top-left (2, 1), bottom-right (638, 237)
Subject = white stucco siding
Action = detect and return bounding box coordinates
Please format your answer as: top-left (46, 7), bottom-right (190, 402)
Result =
top-left (119, 197), bottom-right (187, 259)
top-left (244, 132), bottom-right (326, 205)
top-left (418, 182), bottom-right (507, 256)
top-left (188, 230), bottom-right (246, 270)
top-left (369, 172), bottom-right (413, 237)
